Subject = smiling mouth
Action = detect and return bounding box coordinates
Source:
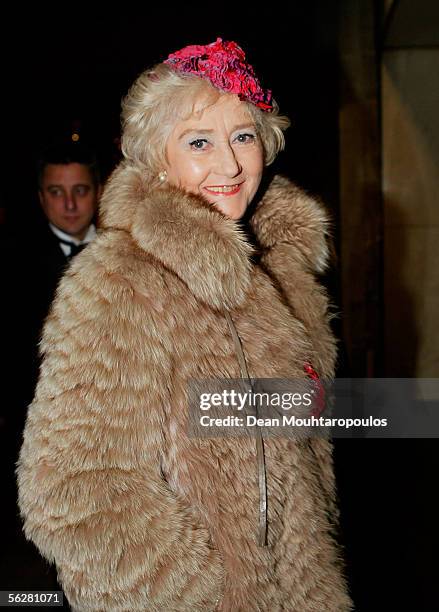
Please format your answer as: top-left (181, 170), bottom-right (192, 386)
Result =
top-left (203, 183), bottom-right (243, 196)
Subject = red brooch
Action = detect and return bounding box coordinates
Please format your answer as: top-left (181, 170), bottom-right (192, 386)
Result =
top-left (304, 362), bottom-right (326, 417)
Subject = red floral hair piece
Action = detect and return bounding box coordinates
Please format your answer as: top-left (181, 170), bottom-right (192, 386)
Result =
top-left (164, 38), bottom-right (273, 112)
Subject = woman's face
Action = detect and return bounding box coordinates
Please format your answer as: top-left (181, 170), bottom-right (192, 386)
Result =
top-left (165, 94), bottom-right (264, 220)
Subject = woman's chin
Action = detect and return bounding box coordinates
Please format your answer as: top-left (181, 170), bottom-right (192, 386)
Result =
top-left (212, 200), bottom-right (245, 220)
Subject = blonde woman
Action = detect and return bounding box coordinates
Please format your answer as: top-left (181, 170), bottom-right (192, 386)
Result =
top-left (18, 39), bottom-right (351, 611)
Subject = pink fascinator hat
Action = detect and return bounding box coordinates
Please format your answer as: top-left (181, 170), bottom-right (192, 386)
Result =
top-left (164, 38), bottom-right (273, 112)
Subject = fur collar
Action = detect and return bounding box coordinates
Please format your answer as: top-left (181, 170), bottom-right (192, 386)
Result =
top-left (99, 163), bottom-right (330, 310)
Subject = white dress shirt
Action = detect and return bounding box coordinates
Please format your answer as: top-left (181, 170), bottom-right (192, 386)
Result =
top-left (49, 223), bottom-right (97, 257)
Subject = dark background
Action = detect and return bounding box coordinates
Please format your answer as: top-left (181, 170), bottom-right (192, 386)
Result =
top-left (1, 3), bottom-right (437, 611)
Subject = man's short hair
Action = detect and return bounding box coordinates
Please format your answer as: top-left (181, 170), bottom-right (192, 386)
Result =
top-left (37, 142), bottom-right (101, 189)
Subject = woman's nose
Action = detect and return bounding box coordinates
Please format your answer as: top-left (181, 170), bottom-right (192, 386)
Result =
top-left (214, 143), bottom-right (242, 178)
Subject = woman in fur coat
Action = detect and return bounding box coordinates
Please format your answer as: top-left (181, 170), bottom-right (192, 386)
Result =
top-left (17, 39), bottom-right (352, 611)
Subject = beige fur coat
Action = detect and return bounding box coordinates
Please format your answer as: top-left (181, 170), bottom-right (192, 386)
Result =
top-left (17, 164), bottom-right (352, 611)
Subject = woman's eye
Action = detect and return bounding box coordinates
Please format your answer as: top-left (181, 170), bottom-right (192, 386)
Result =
top-left (234, 133), bottom-right (256, 144)
top-left (189, 139), bottom-right (209, 150)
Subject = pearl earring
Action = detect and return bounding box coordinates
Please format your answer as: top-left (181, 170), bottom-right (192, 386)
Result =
top-left (158, 170), bottom-right (167, 183)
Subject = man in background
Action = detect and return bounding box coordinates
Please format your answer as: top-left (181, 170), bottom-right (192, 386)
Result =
top-left (0, 142), bottom-right (102, 593)
top-left (37, 141), bottom-right (101, 278)
top-left (4, 141), bottom-right (101, 411)
top-left (2, 140), bottom-right (101, 434)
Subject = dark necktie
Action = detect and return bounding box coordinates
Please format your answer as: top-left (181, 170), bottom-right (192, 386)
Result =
top-left (58, 238), bottom-right (87, 260)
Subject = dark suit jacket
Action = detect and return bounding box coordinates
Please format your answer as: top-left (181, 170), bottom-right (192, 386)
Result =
top-left (1, 218), bottom-right (73, 595)
top-left (1, 220), bottom-right (69, 443)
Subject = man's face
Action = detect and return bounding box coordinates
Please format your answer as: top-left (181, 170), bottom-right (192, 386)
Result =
top-left (39, 163), bottom-right (100, 240)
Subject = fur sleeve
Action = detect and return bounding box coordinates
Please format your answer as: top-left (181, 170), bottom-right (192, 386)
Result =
top-left (251, 176), bottom-right (336, 378)
top-left (17, 249), bottom-right (223, 611)
top-left (252, 179), bottom-right (345, 580)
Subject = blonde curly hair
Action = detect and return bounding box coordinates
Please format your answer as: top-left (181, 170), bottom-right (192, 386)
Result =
top-left (121, 63), bottom-right (290, 178)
